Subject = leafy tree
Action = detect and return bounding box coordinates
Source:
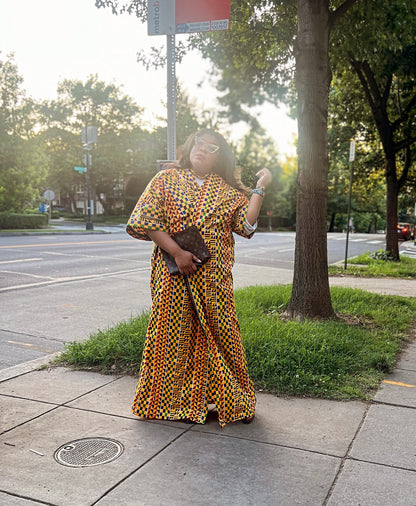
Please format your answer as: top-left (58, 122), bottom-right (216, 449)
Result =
top-left (235, 126), bottom-right (283, 216)
top-left (38, 75), bottom-right (145, 214)
top-left (0, 53), bottom-right (48, 212)
top-left (275, 154), bottom-right (298, 229)
top-left (331, 1), bottom-right (416, 259)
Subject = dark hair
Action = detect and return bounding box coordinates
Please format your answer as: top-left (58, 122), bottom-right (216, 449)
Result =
top-left (178, 129), bottom-right (251, 196)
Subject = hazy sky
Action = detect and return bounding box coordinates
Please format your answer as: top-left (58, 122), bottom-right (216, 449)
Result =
top-left (2, 0), bottom-right (297, 156)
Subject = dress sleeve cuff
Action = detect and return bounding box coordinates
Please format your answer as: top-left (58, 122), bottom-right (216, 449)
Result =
top-left (244, 219), bottom-right (257, 235)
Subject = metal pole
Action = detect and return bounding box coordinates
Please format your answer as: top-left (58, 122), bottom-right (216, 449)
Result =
top-left (166, 34), bottom-right (176, 161)
top-left (344, 160), bottom-right (353, 269)
top-left (83, 124), bottom-right (94, 231)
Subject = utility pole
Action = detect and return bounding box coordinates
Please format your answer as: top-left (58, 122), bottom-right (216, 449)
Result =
top-left (81, 125), bottom-right (98, 230)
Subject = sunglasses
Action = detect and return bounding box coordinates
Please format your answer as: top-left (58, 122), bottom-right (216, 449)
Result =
top-left (194, 136), bottom-right (220, 154)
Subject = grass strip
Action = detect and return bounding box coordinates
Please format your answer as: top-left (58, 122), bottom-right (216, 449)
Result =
top-left (54, 285), bottom-right (416, 401)
top-left (329, 251), bottom-right (416, 278)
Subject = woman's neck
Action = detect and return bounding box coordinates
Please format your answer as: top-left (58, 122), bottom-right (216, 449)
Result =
top-left (188, 167), bottom-right (211, 179)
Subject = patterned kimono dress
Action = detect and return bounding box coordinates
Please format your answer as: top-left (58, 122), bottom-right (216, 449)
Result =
top-left (127, 167), bottom-right (256, 427)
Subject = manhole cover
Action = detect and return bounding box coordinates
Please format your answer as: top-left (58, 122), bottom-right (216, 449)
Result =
top-left (54, 437), bottom-right (124, 468)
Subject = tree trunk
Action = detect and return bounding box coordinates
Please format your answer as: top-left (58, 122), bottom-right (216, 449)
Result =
top-left (385, 158), bottom-right (400, 260)
top-left (287, 0), bottom-right (334, 319)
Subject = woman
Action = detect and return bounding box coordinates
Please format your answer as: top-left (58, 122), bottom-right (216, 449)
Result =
top-left (127, 129), bottom-right (272, 427)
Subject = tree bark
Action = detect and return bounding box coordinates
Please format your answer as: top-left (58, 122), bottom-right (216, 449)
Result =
top-left (287, 0), bottom-right (334, 319)
top-left (385, 159), bottom-right (400, 259)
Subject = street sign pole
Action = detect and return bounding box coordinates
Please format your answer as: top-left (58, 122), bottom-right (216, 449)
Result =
top-left (167, 33), bottom-right (177, 161)
top-left (147, 0), bottom-right (230, 163)
top-left (344, 140), bottom-right (355, 269)
top-left (81, 125), bottom-right (97, 231)
top-left (85, 146), bottom-right (93, 231)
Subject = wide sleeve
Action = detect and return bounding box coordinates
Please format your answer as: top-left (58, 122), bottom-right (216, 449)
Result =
top-left (126, 172), bottom-right (167, 241)
top-left (231, 196), bottom-right (255, 239)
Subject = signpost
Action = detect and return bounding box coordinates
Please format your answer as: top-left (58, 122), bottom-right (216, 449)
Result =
top-left (81, 126), bottom-right (98, 230)
top-left (147, 0), bottom-right (230, 160)
top-left (43, 190), bottom-right (55, 223)
top-left (344, 140), bottom-right (356, 269)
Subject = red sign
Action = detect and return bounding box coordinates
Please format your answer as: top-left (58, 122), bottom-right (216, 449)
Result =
top-left (148, 0), bottom-right (230, 35)
top-left (176, 0), bottom-right (230, 32)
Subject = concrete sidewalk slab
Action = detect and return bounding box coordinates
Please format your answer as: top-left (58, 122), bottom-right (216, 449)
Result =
top-left (192, 394), bottom-right (367, 457)
top-left (66, 375), bottom-right (138, 419)
top-left (1, 396), bottom-right (56, 434)
top-left (0, 406), bottom-right (187, 505)
top-left (0, 368), bottom-right (118, 405)
top-left (350, 403), bottom-right (416, 470)
top-left (375, 371), bottom-right (416, 407)
top-left (328, 459), bottom-right (416, 506)
top-left (0, 492), bottom-right (39, 505)
top-left (328, 276), bottom-right (416, 297)
top-left (95, 430), bottom-right (340, 506)
top-left (396, 342), bottom-right (416, 371)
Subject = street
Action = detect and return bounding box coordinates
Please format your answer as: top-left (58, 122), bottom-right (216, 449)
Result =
top-left (0, 231), bottom-right (392, 370)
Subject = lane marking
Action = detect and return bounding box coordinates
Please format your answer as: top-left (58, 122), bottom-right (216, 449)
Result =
top-left (382, 380), bottom-right (416, 388)
top-left (0, 270), bottom-right (54, 280)
top-left (0, 266), bottom-right (150, 292)
top-left (6, 341), bottom-right (55, 353)
top-left (0, 239), bottom-right (134, 249)
top-left (0, 258), bottom-right (42, 264)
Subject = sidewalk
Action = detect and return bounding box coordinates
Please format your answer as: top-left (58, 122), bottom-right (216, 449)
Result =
top-left (0, 336), bottom-right (415, 505)
top-left (0, 242), bottom-right (415, 505)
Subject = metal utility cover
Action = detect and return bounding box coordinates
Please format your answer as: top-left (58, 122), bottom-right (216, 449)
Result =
top-left (54, 437), bottom-right (124, 468)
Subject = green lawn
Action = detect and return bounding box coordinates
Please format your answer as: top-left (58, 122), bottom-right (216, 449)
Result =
top-left (329, 250), bottom-right (416, 278)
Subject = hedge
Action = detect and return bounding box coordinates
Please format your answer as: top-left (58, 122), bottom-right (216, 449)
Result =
top-left (0, 213), bottom-right (48, 229)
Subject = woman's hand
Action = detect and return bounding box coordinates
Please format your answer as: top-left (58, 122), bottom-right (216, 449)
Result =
top-left (255, 168), bottom-right (272, 188)
top-left (146, 229), bottom-right (201, 276)
top-left (174, 249), bottom-right (201, 275)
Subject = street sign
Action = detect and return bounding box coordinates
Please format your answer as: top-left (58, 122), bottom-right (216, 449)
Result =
top-left (349, 140), bottom-right (356, 162)
top-left (148, 0), bottom-right (175, 35)
top-left (44, 190), bottom-right (55, 201)
top-left (74, 166), bottom-right (87, 173)
top-left (176, 0), bottom-right (230, 33)
top-left (81, 126), bottom-right (98, 145)
top-left (148, 0), bottom-right (230, 35)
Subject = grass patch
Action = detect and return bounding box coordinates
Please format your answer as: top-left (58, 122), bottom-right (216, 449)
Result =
top-left (53, 285), bottom-right (416, 401)
top-left (329, 251), bottom-right (416, 278)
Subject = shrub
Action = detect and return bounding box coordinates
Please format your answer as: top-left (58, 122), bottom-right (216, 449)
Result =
top-left (0, 212), bottom-right (48, 229)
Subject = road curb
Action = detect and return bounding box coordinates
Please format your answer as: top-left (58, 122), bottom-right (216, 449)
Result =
top-left (0, 352), bottom-right (61, 383)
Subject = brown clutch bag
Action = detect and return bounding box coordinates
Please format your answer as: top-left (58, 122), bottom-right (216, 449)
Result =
top-left (162, 225), bottom-right (211, 275)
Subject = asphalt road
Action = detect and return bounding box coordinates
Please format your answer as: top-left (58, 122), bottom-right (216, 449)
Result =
top-left (0, 231), bottom-right (388, 370)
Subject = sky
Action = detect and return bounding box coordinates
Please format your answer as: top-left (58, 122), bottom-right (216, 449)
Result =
top-left (1, 0), bottom-right (297, 158)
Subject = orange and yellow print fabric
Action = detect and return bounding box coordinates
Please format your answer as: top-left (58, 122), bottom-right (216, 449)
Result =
top-left (127, 168), bottom-right (256, 427)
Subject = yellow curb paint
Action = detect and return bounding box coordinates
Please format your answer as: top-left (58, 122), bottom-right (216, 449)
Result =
top-left (382, 380), bottom-right (416, 388)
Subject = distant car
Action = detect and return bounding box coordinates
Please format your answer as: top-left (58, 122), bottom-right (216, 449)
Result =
top-left (53, 206), bottom-right (68, 213)
top-left (397, 223), bottom-right (415, 241)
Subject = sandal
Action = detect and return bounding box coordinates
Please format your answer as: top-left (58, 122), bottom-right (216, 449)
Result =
top-left (242, 414), bottom-right (255, 424)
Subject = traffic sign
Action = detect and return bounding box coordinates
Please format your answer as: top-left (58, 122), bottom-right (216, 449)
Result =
top-left (74, 166), bottom-right (87, 173)
top-left (43, 190), bottom-right (55, 201)
top-left (148, 0), bottom-right (230, 35)
top-left (349, 140), bottom-right (356, 162)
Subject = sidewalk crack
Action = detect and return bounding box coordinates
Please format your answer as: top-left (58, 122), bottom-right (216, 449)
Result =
top-left (322, 401), bottom-right (371, 505)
